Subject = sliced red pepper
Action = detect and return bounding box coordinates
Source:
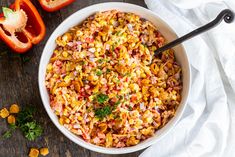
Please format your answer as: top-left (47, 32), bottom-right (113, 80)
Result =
top-left (0, 0), bottom-right (45, 53)
top-left (39, 0), bottom-right (75, 12)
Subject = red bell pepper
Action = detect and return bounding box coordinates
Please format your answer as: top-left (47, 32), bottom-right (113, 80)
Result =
top-left (0, 0), bottom-right (46, 53)
top-left (39, 0), bottom-right (75, 12)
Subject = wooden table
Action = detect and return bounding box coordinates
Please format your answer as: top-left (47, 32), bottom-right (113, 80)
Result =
top-left (0, 0), bottom-right (147, 156)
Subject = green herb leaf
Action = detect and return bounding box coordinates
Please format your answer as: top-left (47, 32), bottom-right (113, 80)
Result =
top-left (21, 121), bottom-right (43, 141)
top-left (95, 106), bottom-right (112, 119)
top-left (116, 31), bottom-right (121, 36)
top-left (106, 69), bottom-right (111, 73)
top-left (111, 45), bottom-right (115, 51)
top-left (2, 130), bottom-right (12, 139)
top-left (21, 56), bottom-right (31, 63)
top-left (16, 107), bottom-right (43, 141)
top-left (9, 123), bottom-right (17, 130)
top-left (2, 7), bottom-right (14, 18)
top-left (2, 124), bottom-right (17, 139)
top-left (97, 59), bottom-right (103, 64)
top-left (128, 106), bottom-right (133, 111)
top-left (16, 107), bottom-right (35, 126)
top-left (114, 100), bottom-right (121, 106)
top-left (96, 70), bottom-right (102, 76)
top-left (97, 94), bottom-right (109, 104)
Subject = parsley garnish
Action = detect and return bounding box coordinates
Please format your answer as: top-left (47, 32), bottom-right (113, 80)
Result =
top-left (128, 106), bottom-right (133, 111)
top-left (16, 107), bottom-right (43, 141)
top-left (115, 101), bottom-right (121, 105)
top-left (117, 95), bottom-right (124, 99)
top-left (2, 124), bottom-right (16, 139)
top-left (94, 96), bottom-right (122, 119)
top-left (21, 121), bottom-right (43, 141)
top-left (106, 69), bottom-right (111, 73)
top-left (96, 70), bottom-right (102, 76)
top-left (2, 130), bottom-right (12, 139)
top-left (111, 45), bottom-right (115, 51)
top-left (97, 59), bottom-right (103, 64)
top-left (94, 106), bottom-right (112, 119)
top-left (97, 94), bottom-right (109, 104)
top-left (114, 101), bottom-right (121, 109)
top-left (116, 31), bottom-right (121, 36)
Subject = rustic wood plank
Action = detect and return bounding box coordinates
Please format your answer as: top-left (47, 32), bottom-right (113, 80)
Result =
top-left (0, 0), bottom-right (147, 156)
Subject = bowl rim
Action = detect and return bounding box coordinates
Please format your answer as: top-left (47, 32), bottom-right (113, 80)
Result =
top-left (38, 2), bottom-right (191, 154)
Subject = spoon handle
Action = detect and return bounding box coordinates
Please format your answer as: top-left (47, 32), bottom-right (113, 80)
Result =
top-left (154, 9), bottom-right (234, 56)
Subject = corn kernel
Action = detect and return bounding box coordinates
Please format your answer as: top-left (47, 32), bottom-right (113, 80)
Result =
top-left (63, 109), bottom-right (68, 116)
top-left (129, 119), bottom-right (134, 125)
top-left (65, 118), bottom-right (70, 124)
top-left (88, 95), bottom-right (95, 102)
top-left (99, 20), bottom-right (107, 26)
top-left (127, 136), bottom-right (140, 146)
top-left (135, 119), bottom-right (143, 128)
top-left (106, 132), bottom-right (113, 147)
top-left (123, 82), bottom-right (129, 88)
top-left (141, 79), bottom-right (150, 85)
top-left (46, 63), bottom-right (53, 71)
top-left (74, 81), bottom-right (80, 93)
top-left (133, 83), bottom-right (140, 92)
top-left (9, 104), bottom-right (20, 113)
top-left (136, 92), bottom-right (142, 100)
top-left (77, 116), bottom-right (83, 121)
top-left (167, 62), bottom-right (173, 68)
top-left (40, 148), bottom-right (49, 156)
top-left (0, 108), bottom-right (9, 118)
top-left (108, 93), bottom-right (116, 98)
top-left (142, 86), bottom-right (149, 94)
top-left (7, 115), bottom-right (16, 124)
top-left (94, 51), bottom-right (99, 57)
top-left (29, 148), bottom-right (39, 157)
top-left (62, 33), bottom-right (72, 42)
top-left (140, 73), bottom-right (146, 78)
top-left (143, 96), bottom-right (148, 101)
top-left (141, 127), bottom-right (154, 136)
top-left (59, 117), bottom-right (64, 125)
top-left (64, 75), bottom-right (70, 83)
top-left (76, 30), bottom-right (83, 36)
top-left (62, 51), bottom-right (68, 58)
top-left (152, 46), bottom-right (157, 51)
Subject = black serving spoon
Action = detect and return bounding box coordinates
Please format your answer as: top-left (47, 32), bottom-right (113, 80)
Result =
top-left (154, 9), bottom-right (234, 56)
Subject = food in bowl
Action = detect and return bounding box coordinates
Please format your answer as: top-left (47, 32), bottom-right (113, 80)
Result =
top-left (45, 10), bottom-right (182, 148)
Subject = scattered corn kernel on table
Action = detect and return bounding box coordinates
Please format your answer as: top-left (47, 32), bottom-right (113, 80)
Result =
top-left (0, 0), bottom-right (146, 156)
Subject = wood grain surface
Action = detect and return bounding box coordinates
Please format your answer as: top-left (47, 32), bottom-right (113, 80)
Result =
top-left (0, 0), bottom-right (147, 156)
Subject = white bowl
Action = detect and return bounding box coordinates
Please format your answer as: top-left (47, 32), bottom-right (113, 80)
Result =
top-left (38, 2), bottom-right (191, 154)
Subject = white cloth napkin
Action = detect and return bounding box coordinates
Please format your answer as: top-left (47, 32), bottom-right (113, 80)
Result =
top-left (141, 0), bottom-right (235, 157)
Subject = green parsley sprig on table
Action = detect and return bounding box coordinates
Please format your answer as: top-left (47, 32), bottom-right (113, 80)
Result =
top-left (2, 124), bottom-right (17, 139)
top-left (2, 107), bottom-right (43, 141)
